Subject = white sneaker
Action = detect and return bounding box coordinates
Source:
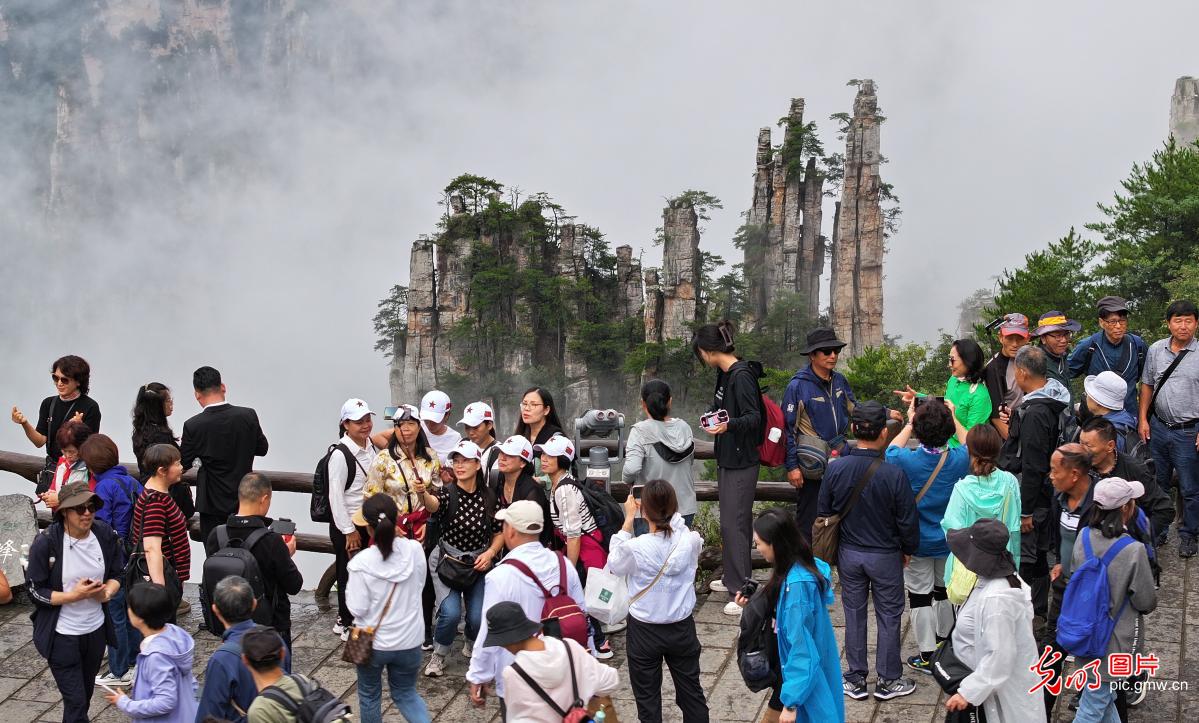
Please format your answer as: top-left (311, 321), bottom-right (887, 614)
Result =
top-left (462, 639), bottom-right (473, 659)
top-left (94, 673), bottom-right (123, 687)
top-left (424, 653), bottom-right (446, 677)
top-left (332, 622), bottom-right (346, 636)
top-left (340, 628), bottom-right (350, 642)
top-left (709, 579), bottom-right (728, 593)
top-left (722, 601), bottom-right (743, 617)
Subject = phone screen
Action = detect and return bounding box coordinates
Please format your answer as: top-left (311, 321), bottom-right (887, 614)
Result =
top-left (632, 485), bottom-right (644, 500)
top-left (383, 406), bottom-right (399, 420)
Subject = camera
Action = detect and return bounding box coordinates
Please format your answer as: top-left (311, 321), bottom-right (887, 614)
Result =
top-left (914, 395), bottom-right (945, 408)
top-left (739, 580), bottom-right (759, 599)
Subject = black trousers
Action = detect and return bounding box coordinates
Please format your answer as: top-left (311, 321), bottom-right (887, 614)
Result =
top-left (626, 615), bottom-right (709, 723)
top-left (330, 523), bottom-right (370, 627)
top-left (795, 479), bottom-right (822, 544)
top-left (49, 626), bottom-right (106, 723)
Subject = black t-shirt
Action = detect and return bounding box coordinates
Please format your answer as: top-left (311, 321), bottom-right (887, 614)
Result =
top-left (36, 394), bottom-right (101, 460)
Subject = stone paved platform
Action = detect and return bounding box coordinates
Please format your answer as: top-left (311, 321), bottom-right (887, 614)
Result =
top-left (0, 539), bottom-right (1192, 722)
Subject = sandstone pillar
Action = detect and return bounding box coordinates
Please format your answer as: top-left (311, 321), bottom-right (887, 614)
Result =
top-left (1171, 76), bottom-right (1199, 148)
top-left (660, 202), bottom-right (701, 342)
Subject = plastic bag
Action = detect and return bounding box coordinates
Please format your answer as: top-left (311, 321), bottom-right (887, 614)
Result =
top-left (584, 567), bottom-right (629, 625)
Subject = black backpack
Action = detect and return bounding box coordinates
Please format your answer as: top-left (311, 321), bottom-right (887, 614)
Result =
top-left (737, 587), bottom-right (780, 693)
top-left (201, 525), bottom-right (272, 635)
top-left (556, 477), bottom-right (624, 551)
top-left (261, 674), bottom-right (352, 723)
top-left (310, 444), bottom-right (358, 523)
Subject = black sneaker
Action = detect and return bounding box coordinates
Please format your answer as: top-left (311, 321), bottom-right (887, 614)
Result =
top-left (1180, 537), bottom-right (1197, 558)
top-left (906, 654), bottom-right (933, 675)
top-left (842, 677), bottom-right (868, 700)
top-left (1127, 671), bottom-right (1150, 706)
top-left (874, 677), bottom-right (917, 700)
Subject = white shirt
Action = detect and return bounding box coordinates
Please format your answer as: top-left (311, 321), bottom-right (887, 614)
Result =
top-left (467, 542), bottom-right (587, 696)
top-left (329, 435), bottom-right (378, 534)
top-left (606, 514), bottom-right (704, 624)
top-left (422, 422), bottom-right (462, 465)
top-left (57, 531), bottom-right (105, 635)
top-left (501, 637), bottom-right (619, 723)
top-left (345, 541), bottom-right (427, 651)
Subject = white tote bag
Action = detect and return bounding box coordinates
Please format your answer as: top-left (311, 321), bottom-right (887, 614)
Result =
top-left (584, 567), bottom-right (629, 625)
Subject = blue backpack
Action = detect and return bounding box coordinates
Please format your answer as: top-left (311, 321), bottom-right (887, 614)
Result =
top-left (1056, 528), bottom-right (1134, 658)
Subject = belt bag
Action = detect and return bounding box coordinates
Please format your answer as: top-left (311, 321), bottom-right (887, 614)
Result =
top-left (795, 434), bottom-right (832, 481)
top-left (436, 541), bottom-right (483, 592)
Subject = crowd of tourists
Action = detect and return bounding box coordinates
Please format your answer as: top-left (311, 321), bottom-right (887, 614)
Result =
top-left (8, 292), bottom-right (1194, 723)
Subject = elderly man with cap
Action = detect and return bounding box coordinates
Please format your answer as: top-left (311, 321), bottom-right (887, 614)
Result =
top-left (328, 398), bottom-right (379, 641)
top-left (467, 500), bottom-right (588, 710)
top-left (984, 313), bottom-right (1032, 438)
top-left (817, 401), bottom-right (919, 702)
top-left (1069, 296), bottom-right (1148, 417)
top-left (26, 480), bottom-right (126, 723)
top-left (487, 601), bottom-right (619, 722)
top-left (1069, 477), bottom-right (1158, 720)
top-left (1034, 310), bottom-right (1082, 400)
top-left (782, 327), bottom-right (857, 543)
top-left (941, 518), bottom-right (1045, 722)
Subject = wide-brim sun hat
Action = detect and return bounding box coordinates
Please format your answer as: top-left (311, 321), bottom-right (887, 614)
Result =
top-left (946, 518), bottom-right (1017, 579)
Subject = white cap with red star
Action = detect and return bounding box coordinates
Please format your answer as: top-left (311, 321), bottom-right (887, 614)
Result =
top-left (339, 398), bottom-right (374, 422)
top-left (456, 402), bottom-right (495, 428)
top-left (420, 390), bottom-right (452, 424)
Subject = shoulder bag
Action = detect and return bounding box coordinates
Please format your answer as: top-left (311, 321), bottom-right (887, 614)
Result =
top-left (123, 491), bottom-right (183, 606)
top-left (341, 582), bottom-right (399, 666)
top-left (811, 456), bottom-right (883, 564)
top-left (915, 451), bottom-right (949, 504)
top-left (1148, 348), bottom-right (1191, 422)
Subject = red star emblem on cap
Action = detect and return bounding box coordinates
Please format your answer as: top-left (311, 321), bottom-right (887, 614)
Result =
top-left (428, 401), bottom-right (436, 408)
top-left (356, 401), bottom-right (364, 407)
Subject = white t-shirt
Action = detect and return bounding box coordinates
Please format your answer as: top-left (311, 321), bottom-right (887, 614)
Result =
top-left (422, 422), bottom-right (462, 465)
top-left (57, 531), bottom-right (105, 635)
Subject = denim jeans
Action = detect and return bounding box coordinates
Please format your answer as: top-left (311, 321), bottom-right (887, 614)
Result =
top-left (429, 546), bottom-right (486, 657)
top-left (1074, 678), bottom-right (1121, 723)
top-left (105, 587), bottom-right (135, 677)
top-left (1150, 417), bottom-right (1199, 540)
top-left (355, 647), bottom-right (430, 723)
top-left (633, 513), bottom-right (695, 536)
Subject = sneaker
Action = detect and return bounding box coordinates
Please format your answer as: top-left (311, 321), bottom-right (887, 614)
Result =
top-left (424, 653), bottom-right (446, 678)
top-left (95, 671), bottom-right (132, 687)
top-left (709, 579), bottom-right (728, 593)
top-left (722, 601), bottom-right (743, 617)
top-left (332, 622), bottom-right (346, 636)
top-left (1127, 671), bottom-right (1150, 706)
top-left (905, 654), bottom-right (933, 675)
top-left (339, 628), bottom-right (349, 642)
top-left (421, 639), bottom-right (434, 652)
top-left (176, 599), bottom-right (191, 617)
top-left (600, 620), bottom-right (627, 635)
top-left (874, 677), bottom-right (917, 700)
top-left (462, 639), bottom-right (474, 659)
top-left (1180, 537), bottom-right (1197, 558)
top-left (593, 641), bottom-right (614, 660)
top-left (842, 678), bottom-right (868, 700)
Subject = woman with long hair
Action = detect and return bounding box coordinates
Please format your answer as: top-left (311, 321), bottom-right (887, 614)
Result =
top-left (940, 424), bottom-right (1023, 590)
top-left (424, 440), bottom-right (503, 678)
top-left (347, 494), bottom-right (432, 723)
top-left (130, 382), bottom-right (194, 518)
top-left (692, 320), bottom-right (763, 616)
top-left (492, 434), bottom-right (554, 548)
top-left (736, 509), bottom-right (842, 723)
top-left (513, 387), bottom-right (565, 446)
top-left (623, 379), bottom-right (696, 534)
top-left (358, 405), bottom-right (441, 543)
top-left (608, 479), bottom-right (707, 722)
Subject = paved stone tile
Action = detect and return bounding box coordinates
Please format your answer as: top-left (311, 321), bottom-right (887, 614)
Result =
top-left (0, 698), bottom-right (54, 723)
top-left (872, 702), bottom-right (938, 723)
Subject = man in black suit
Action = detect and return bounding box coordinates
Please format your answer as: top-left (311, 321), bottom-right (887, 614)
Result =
top-left (181, 366), bottom-right (270, 549)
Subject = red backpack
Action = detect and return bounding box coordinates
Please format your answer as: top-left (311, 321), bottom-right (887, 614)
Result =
top-left (757, 393), bottom-right (786, 468)
top-left (502, 552), bottom-right (590, 649)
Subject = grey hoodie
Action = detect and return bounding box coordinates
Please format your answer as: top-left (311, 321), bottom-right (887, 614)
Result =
top-left (621, 418), bottom-right (696, 515)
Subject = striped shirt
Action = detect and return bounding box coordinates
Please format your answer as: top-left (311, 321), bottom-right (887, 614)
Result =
top-left (550, 476), bottom-right (598, 538)
top-left (133, 488), bottom-right (191, 581)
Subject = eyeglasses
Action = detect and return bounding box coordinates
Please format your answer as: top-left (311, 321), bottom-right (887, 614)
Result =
top-left (520, 401), bottom-right (544, 409)
top-left (1100, 316), bottom-right (1129, 326)
top-left (51, 374), bottom-right (73, 384)
top-left (68, 502), bottom-right (98, 515)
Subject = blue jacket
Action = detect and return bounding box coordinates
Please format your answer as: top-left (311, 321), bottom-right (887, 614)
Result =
top-left (196, 620), bottom-right (256, 723)
top-left (783, 366), bottom-right (855, 471)
top-left (885, 445), bottom-right (970, 558)
top-left (94, 465), bottom-right (144, 540)
top-left (117, 623), bottom-right (198, 723)
top-left (775, 559), bottom-right (844, 722)
top-left (816, 448), bottom-right (919, 554)
top-left (1068, 332), bottom-right (1147, 416)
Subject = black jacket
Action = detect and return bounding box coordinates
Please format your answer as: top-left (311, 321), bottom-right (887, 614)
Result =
top-left (710, 359), bottom-right (764, 470)
top-left (205, 515), bottom-right (304, 632)
top-left (181, 404), bottom-right (269, 517)
top-left (816, 448), bottom-right (919, 555)
top-left (27, 519), bottom-right (126, 659)
top-left (1093, 453), bottom-right (1174, 541)
top-left (493, 469), bottom-right (554, 548)
top-left (998, 393), bottom-right (1067, 516)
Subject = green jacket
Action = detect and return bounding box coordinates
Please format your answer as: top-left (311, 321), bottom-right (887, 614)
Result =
top-left (940, 470), bottom-right (1023, 586)
top-left (943, 376), bottom-right (992, 449)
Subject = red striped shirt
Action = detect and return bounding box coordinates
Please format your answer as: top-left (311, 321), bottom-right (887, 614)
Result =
top-left (133, 489), bottom-right (191, 581)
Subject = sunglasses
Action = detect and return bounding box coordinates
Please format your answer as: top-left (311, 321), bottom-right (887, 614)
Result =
top-left (51, 374), bottom-right (73, 384)
top-left (812, 348), bottom-right (840, 357)
top-left (68, 502), bottom-right (98, 515)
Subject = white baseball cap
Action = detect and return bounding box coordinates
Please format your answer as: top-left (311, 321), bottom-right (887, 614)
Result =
top-left (1084, 372), bottom-right (1127, 413)
top-left (449, 439), bottom-right (483, 461)
top-left (1093, 476), bottom-right (1144, 510)
top-left (495, 500), bottom-right (545, 534)
top-left (457, 402), bottom-right (495, 428)
top-left (497, 435), bottom-right (534, 463)
top-left (420, 390), bottom-right (452, 423)
top-left (533, 433), bottom-right (575, 461)
top-left (340, 398), bottom-right (375, 422)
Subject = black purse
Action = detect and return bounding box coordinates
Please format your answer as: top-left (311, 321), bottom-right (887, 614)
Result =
top-left (436, 542), bottom-right (480, 592)
top-left (123, 493), bottom-right (183, 605)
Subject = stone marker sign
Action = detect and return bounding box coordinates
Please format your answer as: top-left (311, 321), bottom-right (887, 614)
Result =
top-left (0, 495), bottom-right (38, 585)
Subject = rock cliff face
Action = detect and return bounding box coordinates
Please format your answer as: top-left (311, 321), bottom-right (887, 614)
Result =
top-left (1171, 76), bottom-right (1199, 148)
top-left (829, 80), bottom-right (885, 356)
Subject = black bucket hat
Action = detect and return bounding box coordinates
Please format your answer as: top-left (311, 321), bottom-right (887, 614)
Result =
top-left (800, 328), bottom-right (848, 356)
top-left (946, 518), bottom-right (1017, 579)
top-left (482, 601), bottom-right (542, 648)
